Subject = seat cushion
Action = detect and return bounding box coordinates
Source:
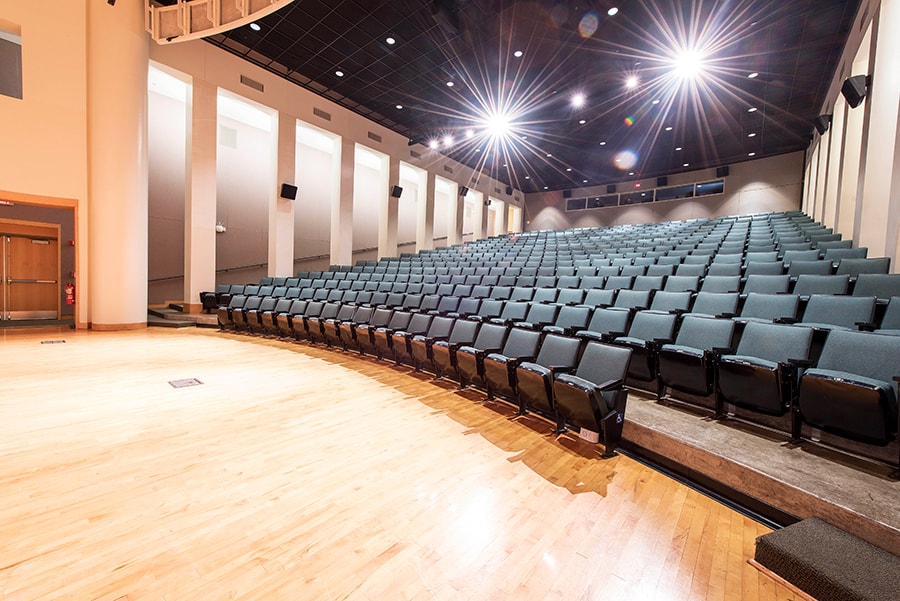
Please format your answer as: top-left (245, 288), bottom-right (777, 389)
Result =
top-left (717, 356), bottom-right (785, 415)
top-left (799, 369), bottom-right (897, 445)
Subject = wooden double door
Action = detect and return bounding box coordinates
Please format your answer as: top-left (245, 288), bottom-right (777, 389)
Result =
top-left (1, 220), bottom-right (60, 321)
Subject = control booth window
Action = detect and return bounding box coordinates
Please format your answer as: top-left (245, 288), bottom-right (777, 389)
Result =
top-left (0, 24), bottom-right (22, 100)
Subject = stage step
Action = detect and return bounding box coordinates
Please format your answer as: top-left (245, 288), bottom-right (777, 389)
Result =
top-left (754, 518), bottom-right (900, 601)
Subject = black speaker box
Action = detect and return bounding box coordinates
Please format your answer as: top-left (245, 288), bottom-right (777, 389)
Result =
top-left (563, 190), bottom-right (572, 198)
top-left (390, 185), bottom-right (403, 198)
top-left (657, 176), bottom-right (668, 187)
top-left (606, 184), bottom-right (616, 194)
top-left (716, 166), bottom-right (730, 178)
top-left (280, 183), bottom-right (298, 200)
top-left (841, 75), bottom-right (869, 109)
top-left (505, 185), bottom-right (513, 195)
top-left (813, 114), bottom-right (832, 135)
top-left (458, 186), bottom-right (469, 196)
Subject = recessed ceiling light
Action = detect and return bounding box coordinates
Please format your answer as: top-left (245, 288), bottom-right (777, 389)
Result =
top-left (566, 168), bottom-right (572, 172)
top-left (525, 175), bottom-right (530, 179)
top-left (626, 75), bottom-right (639, 89)
top-left (683, 163), bottom-right (690, 167)
top-left (546, 153), bottom-right (552, 157)
top-left (608, 7), bottom-right (619, 16)
top-left (503, 163), bottom-right (508, 167)
top-left (571, 93), bottom-right (586, 108)
top-left (628, 172), bottom-right (634, 176)
top-left (748, 132), bottom-right (757, 137)
top-left (395, 104), bottom-right (403, 110)
top-left (583, 179), bottom-right (588, 183)
top-left (748, 107), bottom-right (758, 112)
top-left (578, 119), bottom-right (586, 125)
top-left (599, 141), bottom-right (606, 146)
top-left (514, 50), bottom-right (523, 58)
top-left (429, 140), bottom-right (438, 149)
top-left (446, 81), bottom-right (454, 87)
top-left (675, 146), bottom-right (682, 151)
top-left (521, 134), bottom-right (528, 139)
top-left (665, 126), bottom-right (673, 131)
top-left (443, 135), bottom-right (453, 146)
top-left (386, 36), bottom-right (396, 45)
top-left (652, 99), bottom-right (660, 105)
top-left (748, 72), bottom-right (759, 78)
top-left (465, 129), bottom-right (474, 139)
top-left (543, 186), bottom-right (549, 190)
top-left (335, 70), bottom-right (344, 77)
top-left (249, 23), bottom-right (261, 31)
top-left (748, 152), bottom-right (756, 156)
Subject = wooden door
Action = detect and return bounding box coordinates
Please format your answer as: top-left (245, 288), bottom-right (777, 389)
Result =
top-left (2, 235), bottom-right (60, 320)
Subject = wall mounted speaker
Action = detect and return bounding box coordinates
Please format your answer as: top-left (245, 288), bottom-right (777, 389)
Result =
top-left (505, 185), bottom-right (513, 195)
top-left (841, 75), bottom-right (869, 109)
top-left (280, 183), bottom-right (298, 200)
top-left (657, 176), bottom-right (668, 187)
top-left (716, 166), bottom-right (730, 178)
top-left (458, 186), bottom-right (469, 196)
top-left (563, 190), bottom-right (573, 198)
top-left (813, 114), bottom-right (832, 135)
top-left (606, 184), bottom-right (616, 194)
top-left (390, 185), bottom-right (403, 198)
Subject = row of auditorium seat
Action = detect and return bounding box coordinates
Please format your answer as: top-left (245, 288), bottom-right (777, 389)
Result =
top-left (207, 211), bottom-right (899, 471)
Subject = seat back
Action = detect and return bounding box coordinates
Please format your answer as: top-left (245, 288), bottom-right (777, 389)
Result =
top-left (448, 319), bottom-right (480, 345)
top-left (816, 330), bottom-right (900, 389)
top-left (735, 322), bottom-right (812, 363)
top-left (435, 296), bottom-right (461, 314)
top-left (557, 288), bottom-right (586, 305)
top-left (318, 302), bottom-right (341, 320)
top-left (793, 274), bottom-right (850, 297)
top-left (242, 296), bottom-right (263, 311)
top-left (522, 302), bottom-right (559, 326)
top-left (471, 323), bottom-right (509, 350)
top-left (664, 275), bottom-right (700, 292)
top-left (649, 290), bottom-right (692, 312)
top-left (801, 294), bottom-right (876, 328)
top-left (257, 297), bottom-right (278, 312)
top-left (624, 310), bottom-right (677, 342)
top-left (425, 315), bottom-right (455, 338)
top-left (477, 299), bottom-right (504, 319)
top-left (553, 305), bottom-right (591, 330)
top-left (836, 257), bottom-right (890, 276)
top-left (510, 286), bottom-right (534, 301)
top-left (584, 288), bottom-right (616, 307)
top-left (304, 300), bottom-right (325, 319)
top-left (273, 298), bottom-right (293, 313)
top-left (604, 275), bottom-right (634, 290)
top-left (334, 304), bottom-right (356, 321)
top-left (852, 274), bottom-right (900, 302)
top-left (574, 342), bottom-right (633, 386)
top-left (706, 262), bottom-right (741, 276)
top-left (739, 293), bottom-right (800, 321)
top-left (533, 334), bottom-right (581, 368)
top-left (782, 249), bottom-right (821, 264)
top-left (744, 261), bottom-right (785, 277)
top-left (498, 300), bottom-right (529, 322)
top-left (824, 247), bottom-right (868, 262)
top-left (632, 275), bottom-right (665, 291)
top-left (490, 285), bottom-right (512, 300)
top-left (690, 291), bottom-right (739, 317)
top-left (743, 274), bottom-right (791, 295)
top-left (288, 299), bottom-right (308, 316)
top-left (700, 275), bottom-right (741, 293)
top-left (532, 288), bottom-right (559, 303)
top-left (455, 297), bottom-right (481, 317)
top-left (499, 327), bottom-right (542, 357)
top-left (674, 315), bottom-right (735, 350)
top-left (228, 294), bottom-right (247, 309)
top-left (613, 289), bottom-right (651, 310)
top-left (369, 307), bottom-right (394, 327)
top-left (405, 312), bottom-right (433, 335)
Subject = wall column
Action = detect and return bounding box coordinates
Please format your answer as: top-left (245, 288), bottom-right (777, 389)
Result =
top-left (447, 186), bottom-right (465, 246)
top-left (87, 0), bottom-right (149, 329)
top-left (331, 138), bottom-right (354, 266)
top-left (857, 0), bottom-right (900, 259)
top-left (417, 172), bottom-right (435, 252)
top-left (183, 78), bottom-right (217, 312)
top-left (379, 157), bottom-right (400, 259)
top-left (270, 112), bottom-right (295, 277)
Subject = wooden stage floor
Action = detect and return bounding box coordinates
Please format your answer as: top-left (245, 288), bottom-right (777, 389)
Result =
top-left (0, 327), bottom-right (808, 600)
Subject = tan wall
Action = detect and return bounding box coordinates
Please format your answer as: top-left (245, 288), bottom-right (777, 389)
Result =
top-left (525, 153), bottom-right (803, 232)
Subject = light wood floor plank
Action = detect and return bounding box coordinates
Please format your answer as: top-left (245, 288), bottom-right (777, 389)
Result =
top-left (0, 328), bottom-right (803, 600)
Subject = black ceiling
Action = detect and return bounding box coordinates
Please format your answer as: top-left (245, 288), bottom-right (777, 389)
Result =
top-left (201, 0), bottom-right (860, 193)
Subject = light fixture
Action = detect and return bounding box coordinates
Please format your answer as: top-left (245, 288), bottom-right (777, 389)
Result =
top-left (748, 72), bottom-right (759, 78)
top-left (443, 135), bottom-right (453, 147)
top-left (429, 140), bottom-right (438, 149)
top-left (748, 132), bottom-right (757, 137)
top-left (578, 119), bottom-right (586, 125)
top-left (446, 81), bottom-right (454, 87)
top-left (665, 126), bottom-right (673, 131)
top-left (465, 129), bottom-right (474, 139)
top-left (566, 168), bottom-right (572, 172)
top-left (335, 70), bottom-right (344, 77)
top-left (683, 163), bottom-right (690, 167)
top-left (249, 23), bottom-right (261, 31)
top-left (652, 99), bottom-right (660, 105)
top-left (747, 107), bottom-right (758, 113)
top-left (608, 7), bottom-right (619, 16)
top-left (395, 104), bottom-right (403, 110)
top-left (525, 175), bottom-right (530, 179)
top-left (626, 75), bottom-right (638, 89)
top-left (514, 50), bottom-right (523, 58)
top-left (571, 93), bottom-right (586, 108)
top-left (599, 141), bottom-right (606, 146)
top-left (748, 152), bottom-right (756, 156)
top-left (672, 48), bottom-right (706, 80)
top-left (386, 36), bottom-right (396, 45)
top-left (546, 153), bottom-right (552, 157)
top-left (675, 146), bottom-right (682, 151)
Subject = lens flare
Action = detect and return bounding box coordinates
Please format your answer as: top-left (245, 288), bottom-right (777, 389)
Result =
top-left (624, 116), bottom-right (635, 127)
top-left (578, 12), bottom-right (600, 38)
top-left (614, 150), bottom-right (638, 170)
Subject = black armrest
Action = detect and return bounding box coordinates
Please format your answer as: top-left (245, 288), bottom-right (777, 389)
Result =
top-left (547, 365), bottom-right (575, 375)
top-left (787, 358), bottom-right (815, 368)
top-left (507, 355), bottom-right (536, 368)
top-left (595, 377), bottom-right (625, 391)
top-left (855, 321), bottom-right (876, 331)
top-left (668, 308), bottom-right (686, 316)
top-left (716, 312), bottom-right (737, 319)
top-left (711, 346), bottom-right (735, 357)
top-left (774, 316), bottom-right (798, 324)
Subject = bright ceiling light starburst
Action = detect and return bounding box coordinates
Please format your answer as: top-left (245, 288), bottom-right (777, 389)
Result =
top-left (672, 48), bottom-right (706, 80)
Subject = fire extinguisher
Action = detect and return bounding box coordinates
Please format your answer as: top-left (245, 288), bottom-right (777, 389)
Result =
top-left (65, 283), bottom-right (75, 305)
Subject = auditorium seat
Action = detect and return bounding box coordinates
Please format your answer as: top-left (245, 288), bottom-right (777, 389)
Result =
top-left (454, 323), bottom-right (511, 389)
top-left (851, 274), bottom-right (900, 303)
top-left (544, 304), bottom-right (592, 336)
top-left (217, 294), bottom-right (246, 329)
top-left (408, 315), bottom-right (455, 372)
top-left (611, 310), bottom-right (678, 384)
top-left (482, 327), bottom-right (544, 400)
top-left (735, 293), bottom-right (800, 324)
top-left (430, 319), bottom-right (483, 380)
top-left (836, 257), bottom-right (890, 277)
top-left (876, 297), bottom-right (900, 335)
top-left (515, 334), bottom-right (583, 417)
top-left (275, 299), bottom-right (308, 338)
top-left (795, 294), bottom-right (876, 331)
top-left (792, 274), bottom-right (850, 300)
top-left (796, 330), bottom-right (899, 467)
top-left (657, 315), bottom-right (736, 401)
top-left (716, 322), bottom-right (813, 417)
top-left (553, 341), bottom-right (633, 458)
top-left (388, 312), bottom-right (434, 366)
